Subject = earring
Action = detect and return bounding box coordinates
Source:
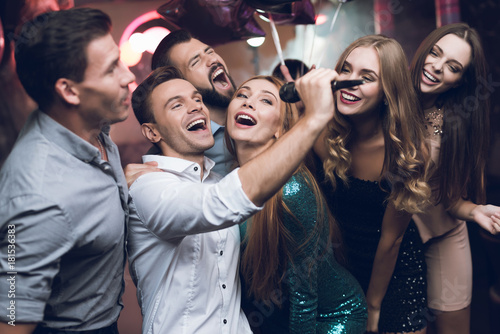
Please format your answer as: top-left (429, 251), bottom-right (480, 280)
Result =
top-left (384, 100), bottom-right (388, 106)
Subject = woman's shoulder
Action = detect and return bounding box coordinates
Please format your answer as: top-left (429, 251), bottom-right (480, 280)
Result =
top-left (282, 171), bottom-right (321, 213)
top-left (283, 172), bottom-right (314, 198)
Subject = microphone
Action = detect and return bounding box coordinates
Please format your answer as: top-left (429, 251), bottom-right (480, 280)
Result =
top-left (279, 79), bottom-right (366, 103)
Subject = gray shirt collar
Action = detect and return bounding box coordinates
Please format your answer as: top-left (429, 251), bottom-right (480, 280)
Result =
top-left (36, 110), bottom-right (110, 163)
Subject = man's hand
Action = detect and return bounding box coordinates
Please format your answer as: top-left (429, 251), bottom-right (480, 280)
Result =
top-left (124, 161), bottom-right (162, 188)
top-left (293, 68), bottom-right (338, 128)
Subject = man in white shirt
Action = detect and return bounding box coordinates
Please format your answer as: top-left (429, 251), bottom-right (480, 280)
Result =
top-left (126, 65), bottom-right (338, 333)
top-left (151, 30), bottom-right (236, 176)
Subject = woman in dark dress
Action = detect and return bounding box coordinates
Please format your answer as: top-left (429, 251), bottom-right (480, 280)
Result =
top-left (315, 35), bottom-right (431, 333)
top-left (225, 74), bottom-right (367, 333)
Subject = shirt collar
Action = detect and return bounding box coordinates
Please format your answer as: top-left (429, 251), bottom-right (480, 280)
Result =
top-left (210, 120), bottom-right (224, 135)
top-left (36, 110), bottom-right (105, 163)
top-left (142, 155), bottom-right (216, 182)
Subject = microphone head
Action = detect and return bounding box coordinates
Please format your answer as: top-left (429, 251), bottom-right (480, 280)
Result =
top-left (279, 82), bottom-right (301, 103)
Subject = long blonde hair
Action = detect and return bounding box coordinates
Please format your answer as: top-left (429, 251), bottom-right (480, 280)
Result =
top-left (226, 76), bottom-right (340, 305)
top-left (323, 35), bottom-right (430, 213)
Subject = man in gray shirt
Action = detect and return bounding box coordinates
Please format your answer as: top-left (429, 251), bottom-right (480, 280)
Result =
top-left (0, 8), bottom-right (135, 334)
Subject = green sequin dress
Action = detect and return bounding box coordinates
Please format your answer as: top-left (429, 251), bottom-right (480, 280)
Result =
top-left (240, 173), bottom-right (367, 334)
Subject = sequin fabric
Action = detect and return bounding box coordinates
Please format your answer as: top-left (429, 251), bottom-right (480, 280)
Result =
top-left (329, 176), bottom-right (428, 332)
top-left (425, 107), bottom-right (444, 136)
top-left (240, 173), bottom-right (367, 333)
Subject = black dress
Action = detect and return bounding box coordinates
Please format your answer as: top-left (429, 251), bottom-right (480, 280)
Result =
top-left (327, 176), bottom-right (428, 332)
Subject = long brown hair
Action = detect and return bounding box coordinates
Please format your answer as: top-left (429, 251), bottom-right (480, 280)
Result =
top-left (323, 35), bottom-right (430, 213)
top-left (410, 23), bottom-right (489, 208)
top-left (226, 76), bottom-right (340, 305)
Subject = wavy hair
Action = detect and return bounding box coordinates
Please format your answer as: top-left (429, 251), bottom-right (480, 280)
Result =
top-left (225, 76), bottom-right (341, 305)
top-left (323, 35), bottom-right (430, 213)
top-left (410, 23), bottom-right (489, 208)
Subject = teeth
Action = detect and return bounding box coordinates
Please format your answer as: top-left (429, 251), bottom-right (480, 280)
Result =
top-left (341, 92), bottom-right (360, 101)
top-left (212, 68), bottom-right (224, 80)
top-left (423, 70), bottom-right (438, 82)
top-left (237, 114), bottom-right (256, 124)
top-left (186, 119), bottom-right (205, 130)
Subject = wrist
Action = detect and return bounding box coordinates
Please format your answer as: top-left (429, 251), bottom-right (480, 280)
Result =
top-left (301, 112), bottom-right (331, 134)
top-left (366, 301), bottom-right (381, 312)
top-left (470, 204), bottom-right (481, 221)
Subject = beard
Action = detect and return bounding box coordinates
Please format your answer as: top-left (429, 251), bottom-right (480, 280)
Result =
top-left (197, 87), bottom-right (233, 108)
top-left (197, 65), bottom-right (236, 108)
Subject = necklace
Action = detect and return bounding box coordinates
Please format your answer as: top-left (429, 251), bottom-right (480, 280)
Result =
top-left (424, 106), bottom-right (443, 136)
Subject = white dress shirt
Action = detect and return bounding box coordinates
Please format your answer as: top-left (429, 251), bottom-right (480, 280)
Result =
top-left (127, 155), bottom-right (261, 334)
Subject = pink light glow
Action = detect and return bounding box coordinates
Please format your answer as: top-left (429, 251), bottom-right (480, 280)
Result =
top-left (315, 13), bottom-right (327, 25)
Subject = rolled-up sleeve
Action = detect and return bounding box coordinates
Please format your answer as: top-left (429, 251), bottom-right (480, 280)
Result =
top-left (0, 195), bottom-right (72, 323)
top-left (129, 169), bottom-right (262, 240)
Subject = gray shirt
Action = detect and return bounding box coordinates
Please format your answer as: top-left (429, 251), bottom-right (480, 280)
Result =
top-left (204, 121), bottom-right (233, 177)
top-left (0, 110), bottom-right (129, 329)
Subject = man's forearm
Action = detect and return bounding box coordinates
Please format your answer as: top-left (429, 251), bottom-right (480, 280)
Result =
top-left (0, 322), bottom-right (36, 334)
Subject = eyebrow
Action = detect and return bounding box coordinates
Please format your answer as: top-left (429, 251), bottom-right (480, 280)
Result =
top-left (344, 60), bottom-right (379, 78)
top-left (188, 46), bottom-right (212, 66)
top-left (163, 90), bottom-right (200, 109)
top-left (240, 86), bottom-right (278, 100)
top-left (262, 89), bottom-right (278, 100)
top-left (433, 44), bottom-right (465, 70)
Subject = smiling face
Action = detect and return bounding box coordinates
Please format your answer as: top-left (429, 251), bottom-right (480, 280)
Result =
top-left (335, 46), bottom-right (384, 118)
top-left (227, 78), bottom-right (282, 152)
top-left (420, 33), bottom-right (472, 98)
top-left (74, 33), bottom-right (135, 126)
top-left (146, 78), bottom-right (214, 159)
top-left (168, 38), bottom-right (235, 108)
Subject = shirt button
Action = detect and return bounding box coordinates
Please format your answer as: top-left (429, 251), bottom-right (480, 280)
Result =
top-left (223, 319), bottom-right (227, 324)
top-left (194, 166), bottom-right (198, 171)
top-left (222, 284), bottom-right (226, 289)
top-left (220, 250), bottom-right (223, 256)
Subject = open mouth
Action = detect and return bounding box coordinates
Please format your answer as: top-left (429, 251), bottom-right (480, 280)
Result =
top-left (186, 119), bottom-right (207, 131)
top-left (340, 91), bottom-right (361, 102)
top-left (211, 67), bottom-right (230, 90)
top-left (423, 69), bottom-right (439, 83)
top-left (235, 113), bottom-right (256, 126)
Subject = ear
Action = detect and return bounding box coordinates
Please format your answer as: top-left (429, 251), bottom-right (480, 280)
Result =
top-left (141, 123), bottom-right (162, 143)
top-left (55, 78), bottom-right (80, 105)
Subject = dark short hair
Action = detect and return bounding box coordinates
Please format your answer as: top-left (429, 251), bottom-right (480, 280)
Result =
top-left (151, 29), bottom-right (192, 70)
top-left (271, 59), bottom-right (310, 81)
top-left (15, 8), bottom-right (111, 110)
top-left (132, 66), bottom-right (184, 125)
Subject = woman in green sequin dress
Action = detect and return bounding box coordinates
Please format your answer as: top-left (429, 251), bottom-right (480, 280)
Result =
top-left (225, 75), bottom-right (367, 333)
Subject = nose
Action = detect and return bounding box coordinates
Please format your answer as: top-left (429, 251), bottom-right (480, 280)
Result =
top-left (188, 99), bottom-right (203, 114)
top-left (242, 98), bottom-right (255, 110)
top-left (432, 58), bottom-right (445, 72)
top-left (120, 61), bottom-right (136, 86)
top-left (204, 52), bottom-right (219, 68)
top-left (340, 71), bottom-right (357, 83)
